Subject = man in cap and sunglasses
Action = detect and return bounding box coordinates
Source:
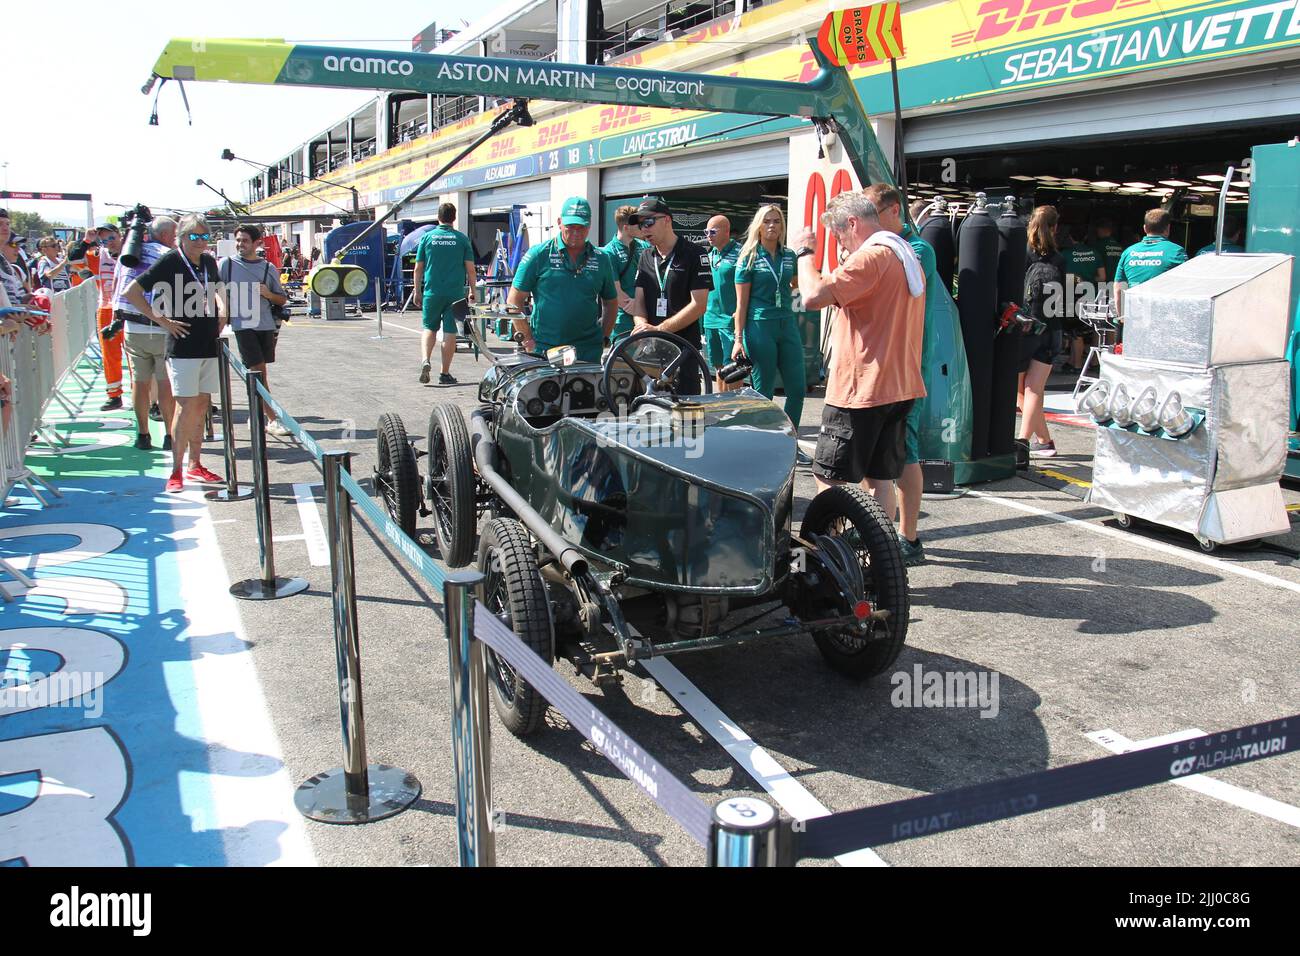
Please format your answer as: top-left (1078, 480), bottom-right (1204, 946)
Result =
top-left (508, 197), bottom-right (618, 362)
top-left (122, 214), bottom-right (226, 493)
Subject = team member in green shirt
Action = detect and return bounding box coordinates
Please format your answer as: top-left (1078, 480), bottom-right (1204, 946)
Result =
top-left (601, 204), bottom-right (650, 346)
top-left (1195, 217), bottom-right (1245, 256)
top-left (1094, 218), bottom-right (1124, 282)
top-left (1115, 209), bottom-right (1188, 301)
top-left (508, 197), bottom-right (618, 362)
top-left (414, 203), bottom-right (477, 385)
top-left (733, 204), bottom-right (806, 434)
top-left (1062, 226), bottom-right (1105, 371)
top-left (703, 214), bottom-right (740, 389)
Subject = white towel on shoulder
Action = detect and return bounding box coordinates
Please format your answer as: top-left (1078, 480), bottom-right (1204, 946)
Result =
top-left (862, 230), bottom-right (925, 298)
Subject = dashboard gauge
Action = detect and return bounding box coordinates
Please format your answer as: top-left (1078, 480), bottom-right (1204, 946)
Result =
top-left (526, 398), bottom-right (545, 417)
top-left (539, 380), bottom-right (560, 402)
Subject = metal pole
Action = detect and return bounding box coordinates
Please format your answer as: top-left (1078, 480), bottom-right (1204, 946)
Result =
top-left (206, 343), bottom-right (252, 501)
top-left (229, 367), bottom-right (308, 601)
top-left (444, 570), bottom-right (494, 866)
top-left (710, 796), bottom-right (779, 866)
top-left (295, 451), bottom-right (421, 824)
top-left (890, 58), bottom-right (908, 204)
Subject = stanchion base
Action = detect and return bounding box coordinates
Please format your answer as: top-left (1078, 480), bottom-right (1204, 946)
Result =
top-left (230, 576), bottom-right (310, 600)
top-left (294, 765), bottom-right (421, 824)
top-left (205, 485), bottom-right (254, 502)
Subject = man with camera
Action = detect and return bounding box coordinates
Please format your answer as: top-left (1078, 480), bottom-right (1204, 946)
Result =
top-left (121, 214), bottom-right (225, 493)
top-left (112, 214), bottom-right (176, 450)
top-left (36, 237), bottom-right (72, 293)
top-left (220, 223), bottom-right (291, 436)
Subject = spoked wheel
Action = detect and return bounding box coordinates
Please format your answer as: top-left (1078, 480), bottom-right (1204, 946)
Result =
top-left (477, 518), bottom-right (555, 737)
top-left (426, 403), bottom-right (474, 567)
top-left (801, 484), bottom-right (910, 679)
top-left (375, 412), bottom-right (419, 537)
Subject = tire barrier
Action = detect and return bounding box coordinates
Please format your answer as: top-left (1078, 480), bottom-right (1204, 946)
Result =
top-left (204, 341), bottom-right (1299, 865)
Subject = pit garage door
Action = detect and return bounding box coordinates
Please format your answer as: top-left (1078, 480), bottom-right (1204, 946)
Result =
top-left (600, 138), bottom-right (788, 196)
top-left (470, 180), bottom-right (551, 214)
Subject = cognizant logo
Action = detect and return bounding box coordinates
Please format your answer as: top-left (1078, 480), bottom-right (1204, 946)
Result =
top-left (323, 55), bottom-right (414, 76)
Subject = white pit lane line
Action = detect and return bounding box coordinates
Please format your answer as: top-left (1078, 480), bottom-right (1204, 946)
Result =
top-left (292, 482), bottom-right (331, 567)
top-left (640, 657), bottom-right (888, 867)
top-left (967, 491), bottom-right (1300, 596)
top-left (1086, 728), bottom-right (1300, 829)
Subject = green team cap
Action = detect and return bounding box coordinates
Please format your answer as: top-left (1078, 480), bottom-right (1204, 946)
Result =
top-left (560, 197), bottom-right (592, 226)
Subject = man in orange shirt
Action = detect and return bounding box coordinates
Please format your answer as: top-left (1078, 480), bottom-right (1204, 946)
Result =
top-left (793, 191), bottom-right (926, 519)
top-left (94, 225), bottom-right (126, 409)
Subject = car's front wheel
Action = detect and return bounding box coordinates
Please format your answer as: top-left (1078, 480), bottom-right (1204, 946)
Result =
top-left (800, 484), bottom-right (909, 679)
top-left (478, 518), bottom-right (555, 737)
top-left (426, 403), bottom-right (475, 567)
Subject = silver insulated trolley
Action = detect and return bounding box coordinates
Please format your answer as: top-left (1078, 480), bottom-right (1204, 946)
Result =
top-left (1082, 253), bottom-right (1293, 551)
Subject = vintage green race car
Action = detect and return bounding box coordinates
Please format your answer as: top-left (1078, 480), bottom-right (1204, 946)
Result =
top-left (374, 314), bottom-right (909, 737)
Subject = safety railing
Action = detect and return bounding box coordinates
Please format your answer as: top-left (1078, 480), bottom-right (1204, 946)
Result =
top-left (201, 340), bottom-right (1300, 865)
top-left (1, 280), bottom-right (98, 511)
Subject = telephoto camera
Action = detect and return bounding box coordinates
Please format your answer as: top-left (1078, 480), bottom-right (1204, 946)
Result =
top-left (717, 353), bottom-right (753, 385)
top-left (118, 203), bottom-right (153, 268)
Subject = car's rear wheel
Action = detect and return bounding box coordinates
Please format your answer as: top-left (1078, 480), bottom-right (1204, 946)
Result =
top-left (426, 403), bottom-right (474, 567)
top-left (478, 518), bottom-right (554, 737)
top-left (375, 412), bottom-right (419, 537)
top-left (801, 484), bottom-right (909, 679)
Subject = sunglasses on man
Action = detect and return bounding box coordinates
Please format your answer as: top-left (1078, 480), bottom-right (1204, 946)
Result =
top-left (638, 217), bottom-right (659, 228)
top-left (187, 232), bottom-right (212, 242)
top-left (704, 228), bottom-right (719, 236)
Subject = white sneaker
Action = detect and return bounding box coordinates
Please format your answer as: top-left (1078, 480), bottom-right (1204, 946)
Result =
top-left (267, 421), bottom-right (293, 438)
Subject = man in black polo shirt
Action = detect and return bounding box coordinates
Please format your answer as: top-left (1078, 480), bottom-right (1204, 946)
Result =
top-left (630, 197), bottom-right (712, 394)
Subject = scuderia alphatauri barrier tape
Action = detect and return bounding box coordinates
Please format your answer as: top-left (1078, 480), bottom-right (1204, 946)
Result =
top-left (794, 715), bottom-right (1295, 860)
top-left (473, 608), bottom-right (713, 846)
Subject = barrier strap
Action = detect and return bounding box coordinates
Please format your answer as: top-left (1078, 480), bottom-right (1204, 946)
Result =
top-left (224, 343), bottom-right (250, 381)
top-left (338, 467), bottom-right (447, 592)
top-left (795, 714), bottom-right (1296, 859)
top-left (473, 607), bottom-right (713, 847)
top-left (254, 379), bottom-right (325, 462)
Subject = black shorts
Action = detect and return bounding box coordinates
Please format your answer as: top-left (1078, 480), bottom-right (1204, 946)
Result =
top-left (1019, 329), bottom-right (1061, 372)
top-left (234, 329), bottom-right (278, 367)
top-left (811, 400), bottom-right (914, 483)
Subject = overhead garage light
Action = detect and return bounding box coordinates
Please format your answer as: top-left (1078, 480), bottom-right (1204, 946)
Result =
top-left (1159, 179), bottom-right (1193, 187)
top-left (1009, 175), bottom-right (1036, 181)
top-left (1190, 186), bottom-right (1218, 192)
top-left (1197, 173), bottom-right (1226, 182)
top-left (1122, 181), bottom-right (1154, 189)
top-left (1119, 188), bottom-right (1148, 194)
top-left (913, 181), bottom-right (932, 187)
top-left (1035, 175), bottom-right (1063, 182)
top-left (1091, 181), bottom-right (1121, 188)
top-left (1063, 177), bottom-right (1091, 185)
top-left (1231, 180), bottom-right (1251, 188)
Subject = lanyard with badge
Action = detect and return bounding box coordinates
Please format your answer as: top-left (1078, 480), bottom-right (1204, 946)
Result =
top-left (654, 250), bottom-right (674, 318)
top-left (759, 247), bottom-right (789, 308)
top-left (179, 251), bottom-right (209, 317)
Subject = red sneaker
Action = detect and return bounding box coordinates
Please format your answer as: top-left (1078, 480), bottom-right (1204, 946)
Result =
top-left (185, 464), bottom-right (223, 484)
top-left (165, 471), bottom-right (184, 493)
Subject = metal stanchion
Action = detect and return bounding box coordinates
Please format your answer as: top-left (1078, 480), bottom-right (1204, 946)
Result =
top-left (372, 301), bottom-right (384, 341)
top-left (710, 796), bottom-right (780, 866)
top-left (295, 451), bottom-right (421, 824)
top-left (229, 367), bottom-right (308, 600)
top-left (206, 345), bottom-right (252, 502)
top-left (444, 571), bottom-right (495, 867)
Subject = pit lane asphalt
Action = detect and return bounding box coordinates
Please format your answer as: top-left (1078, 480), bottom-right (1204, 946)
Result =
top-left (205, 308), bottom-right (1300, 867)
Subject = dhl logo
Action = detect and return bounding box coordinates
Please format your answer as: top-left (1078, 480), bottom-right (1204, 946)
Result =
top-left (953, 0), bottom-right (1149, 47)
top-left (597, 104), bottom-right (653, 132)
top-left (488, 137), bottom-right (520, 159)
top-left (537, 121), bottom-right (576, 147)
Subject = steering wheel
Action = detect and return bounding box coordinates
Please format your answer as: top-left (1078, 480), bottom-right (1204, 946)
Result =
top-left (600, 329), bottom-right (712, 413)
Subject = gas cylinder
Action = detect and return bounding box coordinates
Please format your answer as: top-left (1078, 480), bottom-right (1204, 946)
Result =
top-left (919, 197), bottom-right (956, 296)
top-left (956, 193), bottom-right (1000, 461)
top-left (990, 197), bottom-right (1028, 457)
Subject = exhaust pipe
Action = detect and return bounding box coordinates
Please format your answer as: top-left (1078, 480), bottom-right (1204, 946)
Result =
top-left (469, 410), bottom-right (589, 578)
